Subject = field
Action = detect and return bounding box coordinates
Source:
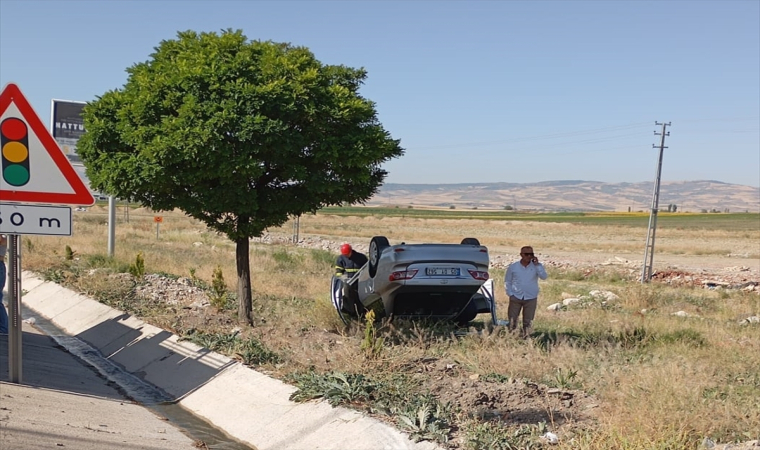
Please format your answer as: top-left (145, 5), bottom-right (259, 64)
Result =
top-left (17, 206), bottom-right (760, 449)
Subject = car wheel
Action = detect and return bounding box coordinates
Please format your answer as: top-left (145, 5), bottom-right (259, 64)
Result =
top-left (455, 300), bottom-right (478, 326)
top-left (368, 236), bottom-right (390, 278)
top-left (460, 237), bottom-right (480, 245)
top-left (331, 275), bottom-right (352, 326)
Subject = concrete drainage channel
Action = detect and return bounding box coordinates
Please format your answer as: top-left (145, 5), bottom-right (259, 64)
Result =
top-left (17, 272), bottom-right (442, 450)
top-left (21, 305), bottom-right (256, 450)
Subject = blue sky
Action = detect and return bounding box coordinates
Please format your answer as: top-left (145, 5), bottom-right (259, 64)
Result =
top-left (1, 0), bottom-right (758, 187)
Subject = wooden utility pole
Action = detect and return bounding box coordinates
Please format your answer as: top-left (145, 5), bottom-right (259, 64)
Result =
top-left (641, 121), bottom-right (671, 283)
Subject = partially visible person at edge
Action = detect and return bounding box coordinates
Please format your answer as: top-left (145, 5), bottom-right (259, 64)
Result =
top-left (504, 245), bottom-right (548, 338)
top-left (334, 243), bottom-right (368, 278)
top-left (0, 234), bottom-right (8, 335)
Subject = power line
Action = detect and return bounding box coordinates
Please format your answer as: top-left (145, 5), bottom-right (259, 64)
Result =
top-left (412, 121), bottom-right (653, 151)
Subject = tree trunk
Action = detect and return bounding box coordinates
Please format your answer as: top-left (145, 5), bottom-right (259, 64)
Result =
top-left (236, 236), bottom-right (253, 326)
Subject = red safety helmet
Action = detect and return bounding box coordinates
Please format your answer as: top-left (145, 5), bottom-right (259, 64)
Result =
top-left (340, 243), bottom-right (352, 256)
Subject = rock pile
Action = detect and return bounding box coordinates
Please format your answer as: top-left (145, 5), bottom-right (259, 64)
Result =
top-left (135, 274), bottom-right (210, 309)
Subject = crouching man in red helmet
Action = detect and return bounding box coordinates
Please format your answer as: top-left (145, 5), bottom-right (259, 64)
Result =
top-left (334, 243), bottom-right (368, 314)
top-left (335, 243), bottom-right (368, 278)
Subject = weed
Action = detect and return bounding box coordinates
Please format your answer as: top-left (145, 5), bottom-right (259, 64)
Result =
top-left (288, 371), bottom-right (379, 405)
top-left (550, 267), bottom-right (630, 283)
top-left (128, 252), bottom-right (145, 278)
top-left (78, 273), bottom-right (139, 310)
top-left (287, 370), bottom-right (452, 444)
top-left (153, 271), bottom-right (180, 281)
top-left (549, 368), bottom-right (579, 390)
top-left (271, 248), bottom-right (301, 271)
top-left (394, 393), bottom-right (453, 443)
top-left (462, 420), bottom-right (546, 449)
top-left (533, 325), bottom-right (656, 352)
top-left (83, 254), bottom-right (130, 273)
top-left (308, 248), bottom-right (337, 268)
top-left (658, 328), bottom-right (706, 347)
top-left (65, 245), bottom-right (75, 260)
top-left (180, 330), bottom-right (280, 366)
top-left (614, 326), bottom-right (653, 349)
top-left (236, 337), bottom-right (281, 366)
top-left (361, 310), bottom-right (384, 357)
top-left (42, 267), bottom-right (67, 284)
top-left (482, 373), bottom-right (513, 384)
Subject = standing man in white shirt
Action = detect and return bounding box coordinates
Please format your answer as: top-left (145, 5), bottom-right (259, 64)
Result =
top-left (504, 245), bottom-right (548, 338)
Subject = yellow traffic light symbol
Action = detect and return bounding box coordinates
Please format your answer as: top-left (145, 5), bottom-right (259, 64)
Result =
top-left (1, 117), bottom-right (30, 186)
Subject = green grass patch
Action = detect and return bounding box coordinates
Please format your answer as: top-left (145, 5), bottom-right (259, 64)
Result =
top-left (270, 248), bottom-right (303, 271)
top-left (308, 248), bottom-right (338, 268)
top-left (287, 370), bottom-right (453, 444)
top-left (462, 420), bottom-right (548, 450)
top-left (317, 208), bottom-right (760, 231)
top-left (180, 330), bottom-right (280, 366)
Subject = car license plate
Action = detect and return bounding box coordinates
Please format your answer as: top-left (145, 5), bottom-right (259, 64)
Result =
top-left (426, 267), bottom-right (460, 276)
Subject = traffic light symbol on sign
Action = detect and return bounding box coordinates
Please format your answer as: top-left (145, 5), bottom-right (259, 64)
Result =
top-left (1, 117), bottom-right (30, 186)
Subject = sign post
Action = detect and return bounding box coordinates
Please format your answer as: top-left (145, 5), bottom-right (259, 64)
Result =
top-left (154, 216), bottom-right (163, 239)
top-left (0, 82), bottom-right (94, 383)
top-left (7, 235), bottom-right (22, 382)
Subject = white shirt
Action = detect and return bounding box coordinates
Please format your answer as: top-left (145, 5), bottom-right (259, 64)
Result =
top-left (504, 260), bottom-right (547, 300)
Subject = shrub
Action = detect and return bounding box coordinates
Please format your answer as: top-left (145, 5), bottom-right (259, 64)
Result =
top-left (209, 266), bottom-right (228, 311)
top-left (128, 252), bottom-right (145, 278)
top-left (361, 310), bottom-right (384, 357)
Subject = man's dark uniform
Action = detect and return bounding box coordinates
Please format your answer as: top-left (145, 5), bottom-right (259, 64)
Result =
top-left (335, 251), bottom-right (368, 278)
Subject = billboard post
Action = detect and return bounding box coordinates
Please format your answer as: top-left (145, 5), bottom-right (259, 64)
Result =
top-left (50, 98), bottom-right (118, 257)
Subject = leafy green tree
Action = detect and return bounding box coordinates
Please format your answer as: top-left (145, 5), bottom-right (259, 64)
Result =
top-left (77, 30), bottom-right (404, 325)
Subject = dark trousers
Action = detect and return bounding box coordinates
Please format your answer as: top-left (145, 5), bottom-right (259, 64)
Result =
top-left (507, 295), bottom-right (537, 338)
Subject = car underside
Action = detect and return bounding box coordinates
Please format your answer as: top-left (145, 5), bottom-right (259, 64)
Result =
top-left (330, 236), bottom-right (506, 326)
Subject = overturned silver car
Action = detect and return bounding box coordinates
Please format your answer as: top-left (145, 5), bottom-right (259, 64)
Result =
top-left (331, 236), bottom-right (504, 326)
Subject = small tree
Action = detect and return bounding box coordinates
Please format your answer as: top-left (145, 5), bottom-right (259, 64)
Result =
top-left (78, 30), bottom-right (404, 325)
top-left (209, 266), bottom-right (228, 311)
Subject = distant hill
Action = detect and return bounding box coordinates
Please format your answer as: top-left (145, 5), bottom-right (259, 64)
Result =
top-left (367, 180), bottom-right (760, 212)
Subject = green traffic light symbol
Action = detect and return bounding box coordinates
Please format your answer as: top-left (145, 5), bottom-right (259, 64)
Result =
top-left (1, 117), bottom-right (30, 186)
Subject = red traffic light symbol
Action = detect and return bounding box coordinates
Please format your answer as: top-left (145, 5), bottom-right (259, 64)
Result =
top-left (1, 117), bottom-right (27, 139)
top-left (1, 117), bottom-right (31, 186)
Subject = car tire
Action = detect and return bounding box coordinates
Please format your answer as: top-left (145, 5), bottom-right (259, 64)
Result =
top-left (368, 236), bottom-right (390, 278)
top-left (460, 237), bottom-right (480, 245)
top-left (455, 299), bottom-right (478, 326)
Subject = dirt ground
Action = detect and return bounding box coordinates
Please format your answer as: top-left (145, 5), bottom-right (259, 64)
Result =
top-left (146, 275), bottom-right (603, 446)
top-left (130, 232), bottom-right (758, 447)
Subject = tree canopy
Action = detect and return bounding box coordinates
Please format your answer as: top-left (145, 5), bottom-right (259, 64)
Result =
top-left (78, 29), bottom-right (404, 324)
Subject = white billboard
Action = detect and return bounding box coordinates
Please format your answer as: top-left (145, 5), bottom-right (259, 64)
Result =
top-left (50, 99), bottom-right (86, 165)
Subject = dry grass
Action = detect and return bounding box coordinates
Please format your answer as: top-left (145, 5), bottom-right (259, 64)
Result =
top-left (19, 205), bottom-right (760, 449)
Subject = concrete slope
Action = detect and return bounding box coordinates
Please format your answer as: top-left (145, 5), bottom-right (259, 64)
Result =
top-left (19, 271), bottom-right (443, 450)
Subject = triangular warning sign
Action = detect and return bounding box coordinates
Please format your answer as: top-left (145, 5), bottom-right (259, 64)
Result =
top-left (0, 83), bottom-right (94, 206)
